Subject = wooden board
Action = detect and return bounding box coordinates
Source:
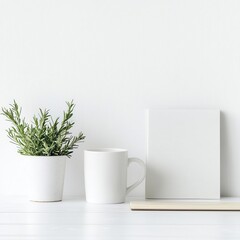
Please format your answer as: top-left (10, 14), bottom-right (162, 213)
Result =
top-left (130, 201), bottom-right (240, 211)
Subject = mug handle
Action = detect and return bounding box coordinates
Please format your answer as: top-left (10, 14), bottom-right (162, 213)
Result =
top-left (126, 158), bottom-right (146, 195)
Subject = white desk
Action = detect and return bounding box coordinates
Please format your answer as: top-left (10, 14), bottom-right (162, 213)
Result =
top-left (1, 196), bottom-right (240, 239)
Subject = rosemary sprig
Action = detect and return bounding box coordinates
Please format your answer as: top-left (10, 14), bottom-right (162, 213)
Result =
top-left (2, 100), bottom-right (85, 158)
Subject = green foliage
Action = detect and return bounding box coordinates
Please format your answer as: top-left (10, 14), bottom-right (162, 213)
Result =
top-left (1, 100), bottom-right (85, 158)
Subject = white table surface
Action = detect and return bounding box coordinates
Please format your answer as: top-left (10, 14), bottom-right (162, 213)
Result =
top-left (1, 196), bottom-right (240, 240)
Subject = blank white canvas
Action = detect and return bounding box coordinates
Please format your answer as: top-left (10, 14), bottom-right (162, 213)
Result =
top-left (146, 109), bottom-right (220, 199)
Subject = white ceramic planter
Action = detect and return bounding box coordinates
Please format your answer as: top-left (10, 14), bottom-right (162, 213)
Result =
top-left (26, 156), bottom-right (67, 202)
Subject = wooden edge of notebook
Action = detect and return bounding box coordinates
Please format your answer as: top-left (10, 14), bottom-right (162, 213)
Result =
top-left (130, 201), bottom-right (240, 211)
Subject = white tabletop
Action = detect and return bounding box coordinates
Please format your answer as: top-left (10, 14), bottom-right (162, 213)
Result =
top-left (1, 196), bottom-right (240, 240)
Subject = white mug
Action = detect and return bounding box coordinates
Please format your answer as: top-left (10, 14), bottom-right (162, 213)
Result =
top-left (84, 148), bottom-right (145, 203)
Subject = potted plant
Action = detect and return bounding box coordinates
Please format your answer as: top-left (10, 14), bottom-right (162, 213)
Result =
top-left (2, 100), bottom-right (85, 202)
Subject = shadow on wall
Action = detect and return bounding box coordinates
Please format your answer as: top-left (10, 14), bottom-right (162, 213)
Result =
top-left (63, 145), bottom-right (85, 196)
top-left (220, 111), bottom-right (231, 197)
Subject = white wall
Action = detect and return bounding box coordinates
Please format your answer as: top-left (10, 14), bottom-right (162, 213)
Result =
top-left (0, 0), bottom-right (240, 197)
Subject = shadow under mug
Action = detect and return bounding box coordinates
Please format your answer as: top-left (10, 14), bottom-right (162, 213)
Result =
top-left (84, 148), bottom-right (145, 204)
